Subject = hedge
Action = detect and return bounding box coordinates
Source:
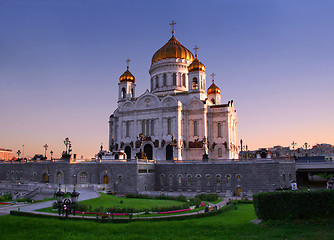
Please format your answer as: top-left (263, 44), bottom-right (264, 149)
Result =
top-left (253, 189), bottom-right (334, 221)
top-left (9, 202), bottom-right (236, 223)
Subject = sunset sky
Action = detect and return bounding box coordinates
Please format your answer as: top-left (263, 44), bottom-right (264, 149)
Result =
top-left (1, 0), bottom-right (333, 159)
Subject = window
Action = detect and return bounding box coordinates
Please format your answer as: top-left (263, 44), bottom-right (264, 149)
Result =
top-left (282, 174), bottom-right (286, 182)
top-left (178, 175), bottom-right (182, 185)
top-left (196, 175), bottom-right (201, 186)
top-left (187, 175), bottom-right (191, 184)
top-left (155, 76), bottom-right (159, 88)
top-left (118, 175), bottom-right (122, 183)
top-left (160, 175), bottom-right (164, 185)
top-left (211, 98), bottom-right (215, 104)
top-left (192, 77), bottom-right (198, 89)
top-left (131, 88), bottom-right (134, 98)
top-left (218, 148), bottom-right (222, 157)
top-left (56, 172), bottom-right (63, 184)
top-left (126, 121), bottom-right (130, 137)
top-left (172, 73), bottom-right (176, 86)
top-left (169, 175), bottom-right (173, 186)
top-left (289, 174), bottom-right (292, 181)
top-left (206, 175), bottom-right (211, 185)
top-left (167, 118), bottom-right (172, 134)
top-left (146, 120), bottom-right (150, 136)
top-left (216, 175), bottom-right (221, 184)
top-left (122, 87), bottom-right (126, 98)
top-left (79, 172), bottom-right (88, 183)
top-left (182, 74), bottom-right (186, 86)
top-left (217, 123), bottom-right (222, 137)
top-left (151, 120), bottom-right (154, 135)
top-left (142, 120), bottom-right (145, 135)
top-left (226, 175), bottom-right (231, 183)
top-left (194, 121), bottom-right (198, 136)
top-left (33, 172), bottom-right (37, 181)
top-left (163, 74), bottom-right (167, 86)
top-left (236, 175), bottom-right (241, 181)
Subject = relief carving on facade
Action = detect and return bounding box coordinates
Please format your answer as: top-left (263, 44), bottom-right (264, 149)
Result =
top-left (189, 140), bottom-right (203, 148)
top-left (154, 140), bottom-right (159, 148)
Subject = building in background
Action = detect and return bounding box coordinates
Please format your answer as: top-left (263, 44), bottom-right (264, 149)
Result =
top-left (0, 148), bottom-right (13, 161)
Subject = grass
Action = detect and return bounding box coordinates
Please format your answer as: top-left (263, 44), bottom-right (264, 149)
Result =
top-left (1, 204), bottom-right (334, 239)
top-left (37, 193), bottom-right (186, 213)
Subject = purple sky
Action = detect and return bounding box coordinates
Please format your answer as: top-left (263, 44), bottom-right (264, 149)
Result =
top-left (1, 0), bottom-right (334, 159)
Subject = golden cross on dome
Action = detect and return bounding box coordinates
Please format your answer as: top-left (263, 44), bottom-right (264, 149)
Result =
top-left (193, 46), bottom-right (199, 58)
top-left (170, 20), bottom-right (176, 35)
top-left (211, 73), bottom-right (216, 82)
top-left (126, 58), bottom-right (131, 70)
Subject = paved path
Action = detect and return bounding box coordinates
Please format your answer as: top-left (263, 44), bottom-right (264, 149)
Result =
top-left (0, 188), bottom-right (99, 216)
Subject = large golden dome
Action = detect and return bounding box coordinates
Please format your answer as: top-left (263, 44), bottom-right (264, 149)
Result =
top-left (119, 67), bottom-right (135, 83)
top-left (152, 35), bottom-right (194, 64)
top-left (188, 58), bottom-right (206, 72)
top-left (207, 81), bottom-right (221, 94)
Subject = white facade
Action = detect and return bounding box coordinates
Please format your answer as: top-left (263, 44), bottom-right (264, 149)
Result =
top-left (109, 33), bottom-right (238, 161)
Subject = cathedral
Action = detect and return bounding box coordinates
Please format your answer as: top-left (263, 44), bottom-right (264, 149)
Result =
top-left (109, 24), bottom-right (238, 161)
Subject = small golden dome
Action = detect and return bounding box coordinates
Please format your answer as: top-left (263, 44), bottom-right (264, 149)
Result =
top-left (188, 58), bottom-right (206, 72)
top-left (207, 81), bottom-right (221, 94)
top-left (119, 67), bottom-right (135, 83)
top-left (152, 35), bottom-right (194, 64)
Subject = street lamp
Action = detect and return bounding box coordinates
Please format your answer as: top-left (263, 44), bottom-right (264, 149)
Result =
top-left (17, 150), bottom-right (21, 160)
top-left (43, 144), bottom-right (48, 159)
top-left (70, 185), bottom-right (80, 216)
top-left (55, 185), bottom-right (65, 215)
top-left (50, 150), bottom-right (53, 160)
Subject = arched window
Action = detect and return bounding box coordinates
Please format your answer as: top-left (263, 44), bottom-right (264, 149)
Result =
top-left (196, 175), bottom-right (201, 186)
top-left (187, 175), bottom-right (191, 184)
top-left (163, 74), bottom-right (167, 86)
top-left (126, 121), bottom-right (130, 137)
top-left (194, 121), bottom-right (198, 136)
top-left (142, 120), bottom-right (145, 135)
top-left (178, 175), bottom-right (182, 185)
top-left (160, 175), bottom-right (165, 185)
top-left (236, 174), bottom-right (241, 181)
top-left (79, 172), bottom-right (88, 183)
top-left (169, 175), bottom-right (173, 186)
top-left (118, 175), bottom-right (122, 184)
top-left (282, 174), bottom-right (286, 182)
top-left (216, 175), bottom-right (221, 184)
top-left (103, 175), bottom-right (109, 184)
top-left (182, 74), bottom-right (186, 87)
top-left (218, 148), bottom-right (222, 157)
top-left (151, 120), bottom-right (154, 135)
top-left (115, 154), bottom-right (119, 160)
top-left (217, 123), bottom-right (222, 137)
top-left (226, 175), bottom-right (231, 183)
top-left (192, 77), bottom-right (198, 89)
top-left (131, 88), bottom-right (134, 98)
top-left (172, 73), bottom-right (177, 86)
top-left (211, 98), bottom-right (215, 104)
top-left (146, 120), bottom-right (150, 136)
top-left (33, 172), bottom-right (37, 181)
top-left (289, 174), bottom-right (292, 181)
top-left (155, 76), bottom-right (159, 88)
top-left (206, 175), bottom-right (211, 185)
top-left (122, 87), bottom-right (126, 98)
top-left (167, 118), bottom-right (172, 134)
top-left (56, 172), bottom-right (63, 184)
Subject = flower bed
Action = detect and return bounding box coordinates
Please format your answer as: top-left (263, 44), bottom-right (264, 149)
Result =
top-left (0, 202), bottom-right (12, 205)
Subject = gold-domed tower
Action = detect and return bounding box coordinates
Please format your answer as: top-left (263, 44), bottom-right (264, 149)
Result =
top-left (118, 58), bottom-right (136, 106)
top-left (188, 46), bottom-right (207, 94)
top-left (149, 21), bottom-right (195, 95)
top-left (207, 73), bottom-right (221, 105)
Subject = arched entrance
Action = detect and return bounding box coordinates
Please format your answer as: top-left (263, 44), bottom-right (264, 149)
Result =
top-left (103, 175), bottom-right (109, 184)
top-left (125, 146), bottom-right (131, 160)
top-left (43, 173), bottom-right (48, 183)
top-left (166, 144), bottom-right (173, 160)
top-left (144, 144), bottom-right (153, 160)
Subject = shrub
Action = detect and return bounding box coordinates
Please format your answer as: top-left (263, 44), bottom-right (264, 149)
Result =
top-left (253, 189), bottom-right (334, 221)
top-left (0, 196), bottom-right (5, 202)
top-left (16, 198), bottom-right (28, 202)
top-left (3, 194), bottom-right (12, 200)
top-left (196, 194), bottom-right (219, 202)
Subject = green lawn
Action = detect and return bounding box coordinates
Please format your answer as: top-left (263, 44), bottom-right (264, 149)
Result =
top-left (1, 204), bottom-right (334, 239)
top-left (37, 193), bottom-right (186, 213)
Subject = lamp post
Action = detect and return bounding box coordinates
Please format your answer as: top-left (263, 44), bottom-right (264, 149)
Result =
top-left (291, 141), bottom-right (297, 158)
top-left (17, 150), bottom-right (21, 160)
top-left (55, 184), bottom-right (80, 218)
top-left (43, 144), bottom-right (48, 159)
top-left (50, 150), bottom-right (53, 160)
top-left (304, 142), bottom-right (309, 157)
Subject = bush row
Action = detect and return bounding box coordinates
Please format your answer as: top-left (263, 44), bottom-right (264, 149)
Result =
top-left (75, 203), bottom-right (191, 214)
top-left (196, 194), bottom-right (219, 202)
top-left (253, 189), bottom-right (334, 221)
